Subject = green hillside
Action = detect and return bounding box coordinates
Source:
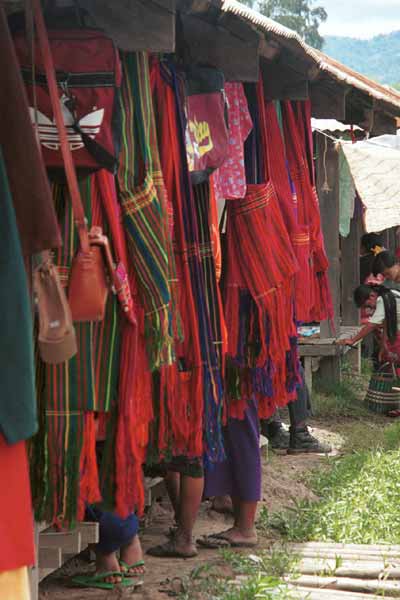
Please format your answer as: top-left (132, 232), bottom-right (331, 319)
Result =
top-left (323, 31), bottom-right (400, 87)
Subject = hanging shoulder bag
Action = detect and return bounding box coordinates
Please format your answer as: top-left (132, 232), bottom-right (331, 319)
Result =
top-left (33, 0), bottom-right (109, 322)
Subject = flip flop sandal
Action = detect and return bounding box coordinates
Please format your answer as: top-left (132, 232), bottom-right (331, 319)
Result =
top-left (388, 409), bottom-right (400, 417)
top-left (71, 571), bottom-right (136, 590)
top-left (119, 559), bottom-right (146, 576)
top-left (146, 539), bottom-right (198, 558)
top-left (165, 525), bottom-right (178, 538)
top-left (197, 533), bottom-right (258, 549)
top-left (197, 535), bottom-right (230, 549)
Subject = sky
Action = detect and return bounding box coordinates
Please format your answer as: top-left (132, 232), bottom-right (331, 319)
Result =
top-left (317, 0), bottom-right (400, 39)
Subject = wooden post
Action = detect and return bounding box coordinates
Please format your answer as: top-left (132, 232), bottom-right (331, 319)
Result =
top-left (316, 133), bottom-right (340, 337)
top-left (29, 523), bottom-right (40, 600)
top-left (341, 216), bottom-right (361, 326)
top-left (318, 355), bottom-right (341, 388)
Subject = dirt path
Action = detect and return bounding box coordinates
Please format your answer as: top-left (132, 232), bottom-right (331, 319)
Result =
top-left (39, 424), bottom-right (342, 600)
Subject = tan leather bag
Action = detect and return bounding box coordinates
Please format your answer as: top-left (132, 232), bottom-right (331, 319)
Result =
top-left (34, 252), bottom-right (77, 363)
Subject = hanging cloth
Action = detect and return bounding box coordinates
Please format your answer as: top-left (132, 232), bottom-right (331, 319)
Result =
top-left (261, 98), bottom-right (312, 322)
top-left (282, 101), bottom-right (333, 324)
top-left (153, 59), bottom-right (224, 463)
top-left (223, 182), bottom-right (298, 418)
top-left (118, 52), bottom-right (179, 371)
top-left (213, 82), bottom-right (253, 201)
top-left (33, 179), bottom-right (121, 526)
top-left (93, 170), bottom-right (152, 517)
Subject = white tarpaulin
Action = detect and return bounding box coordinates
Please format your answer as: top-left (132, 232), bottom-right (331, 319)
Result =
top-left (340, 134), bottom-right (400, 233)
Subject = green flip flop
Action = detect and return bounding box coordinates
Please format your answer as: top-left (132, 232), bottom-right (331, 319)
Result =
top-left (119, 559), bottom-right (146, 576)
top-left (71, 571), bottom-right (137, 590)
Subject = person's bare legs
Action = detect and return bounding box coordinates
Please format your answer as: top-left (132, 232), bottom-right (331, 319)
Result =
top-left (211, 495), bottom-right (234, 515)
top-left (147, 473), bottom-right (203, 557)
top-left (216, 497), bottom-right (258, 545)
top-left (95, 551), bottom-right (122, 584)
top-left (174, 474), bottom-right (204, 555)
top-left (165, 470), bottom-right (181, 523)
top-left (120, 534), bottom-right (145, 576)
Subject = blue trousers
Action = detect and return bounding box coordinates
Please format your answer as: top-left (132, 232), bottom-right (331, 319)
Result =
top-left (86, 505), bottom-right (139, 554)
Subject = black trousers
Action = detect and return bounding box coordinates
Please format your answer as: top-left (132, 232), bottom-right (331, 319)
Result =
top-left (263, 364), bottom-right (311, 430)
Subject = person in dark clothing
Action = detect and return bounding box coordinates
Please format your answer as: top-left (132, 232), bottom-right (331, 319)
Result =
top-left (260, 365), bottom-right (331, 454)
top-left (360, 233), bottom-right (384, 284)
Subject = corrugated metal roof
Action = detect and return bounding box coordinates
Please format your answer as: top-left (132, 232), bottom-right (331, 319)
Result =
top-left (221, 0), bottom-right (400, 115)
top-left (220, 0), bottom-right (319, 61)
top-left (311, 119), bottom-right (362, 133)
top-left (314, 49), bottom-right (400, 110)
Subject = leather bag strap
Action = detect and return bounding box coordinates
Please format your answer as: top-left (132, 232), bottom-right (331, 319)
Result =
top-left (32, 0), bottom-right (90, 253)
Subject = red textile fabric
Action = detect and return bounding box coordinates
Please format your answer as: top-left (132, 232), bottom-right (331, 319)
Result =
top-left (93, 171), bottom-right (152, 517)
top-left (0, 435), bottom-right (35, 571)
top-left (282, 101), bottom-right (333, 323)
top-left (257, 89), bottom-right (313, 322)
top-left (384, 333), bottom-right (400, 370)
top-left (223, 183), bottom-right (298, 416)
top-left (151, 59), bottom-right (204, 458)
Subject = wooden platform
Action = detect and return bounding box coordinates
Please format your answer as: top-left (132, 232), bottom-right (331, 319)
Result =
top-left (298, 326), bottom-right (362, 357)
top-left (30, 476), bottom-right (166, 600)
top-left (298, 325), bottom-right (362, 392)
top-left (285, 541), bottom-right (400, 599)
top-left (29, 521), bottom-right (99, 600)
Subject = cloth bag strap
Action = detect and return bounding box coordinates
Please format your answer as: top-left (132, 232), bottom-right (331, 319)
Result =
top-left (32, 0), bottom-right (90, 254)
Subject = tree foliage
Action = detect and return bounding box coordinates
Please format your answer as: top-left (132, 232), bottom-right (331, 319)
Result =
top-left (323, 31), bottom-right (400, 86)
top-left (241, 0), bottom-right (327, 50)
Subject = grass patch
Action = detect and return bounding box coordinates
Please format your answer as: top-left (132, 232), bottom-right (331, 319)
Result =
top-left (259, 447), bottom-right (400, 545)
top-left (177, 548), bottom-right (299, 600)
top-left (312, 359), bottom-right (371, 419)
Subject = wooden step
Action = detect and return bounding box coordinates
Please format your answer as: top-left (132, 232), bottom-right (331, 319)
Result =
top-left (288, 584), bottom-right (393, 600)
top-left (38, 546), bottom-right (62, 570)
top-left (290, 542), bottom-right (400, 554)
top-left (289, 546), bottom-right (400, 562)
top-left (289, 575), bottom-right (400, 596)
top-left (298, 558), bottom-right (400, 579)
top-left (39, 530), bottom-right (82, 555)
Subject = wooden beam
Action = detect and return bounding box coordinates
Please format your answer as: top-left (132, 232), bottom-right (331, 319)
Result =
top-left (371, 111), bottom-right (398, 136)
top-left (341, 216), bottom-right (361, 326)
top-left (261, 55), bottom-right (309, 101)
top-left (315, 133), bottom-right (341, 335)
top-left (311, 79), bottom-right (348, 120)
top-left (180, 13), bottom-right (260, 81)
top-left (77, 0), bottom-right (176, 52)
top-left (259, 37), bottom-right (281, 60)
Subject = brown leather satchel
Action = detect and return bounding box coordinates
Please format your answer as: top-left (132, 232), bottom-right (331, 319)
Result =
top-left (34, 0), bottom-right (110, 322)
top-left (68, 231), bottom-right (110, 322)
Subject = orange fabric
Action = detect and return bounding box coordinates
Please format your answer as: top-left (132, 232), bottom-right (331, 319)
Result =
top-left (209, 177), bottom-right (228, 359)
top-left (0, 567), bottom-right (30, 600)
top-left (0, 436), bottom-right (35, 571)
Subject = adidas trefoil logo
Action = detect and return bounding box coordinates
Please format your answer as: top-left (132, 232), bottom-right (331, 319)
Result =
top-left (29, 95), bottom-right (104, 151)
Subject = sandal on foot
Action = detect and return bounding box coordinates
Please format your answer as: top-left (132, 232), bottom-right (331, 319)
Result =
top-left (197, 532), bottom-right (258, 549)
top-left (119, 559), bottom-right (146, 576)
top-left (197, 534), bottom-right (230, 549)
top-left (71, 571), bottom-right (134, 590)
top-left (388, 409), bottom-right (400, 418)
top-left (146, 539), bottom-right (197, 558)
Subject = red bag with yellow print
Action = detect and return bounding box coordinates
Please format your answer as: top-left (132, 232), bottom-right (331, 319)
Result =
top-left (184, 66), bottom-right (229, 185)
